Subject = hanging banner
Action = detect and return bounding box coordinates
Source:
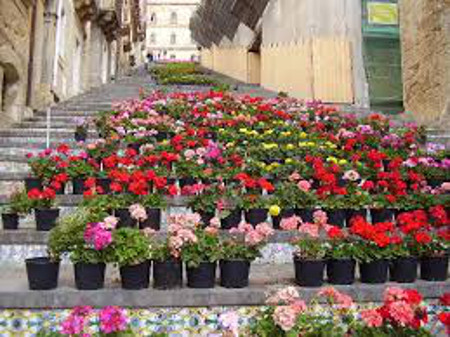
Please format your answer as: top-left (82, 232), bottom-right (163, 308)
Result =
top-left (367, 2), bottom-right (399, 25)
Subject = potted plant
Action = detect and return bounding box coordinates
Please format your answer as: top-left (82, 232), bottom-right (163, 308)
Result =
top-left (344, 191), bottom-right (370, 223)
top-left (27, 188), bottom-right (59, 231)
top-left (389, 234), bottom-right (418, 283)
top-left (180, 214), bottom-right (220, 288)
top-left (242, 194), bottom-right (269, 226)
top-left (112, 227), bottom-right (152, 289)
top-left (273, 181), bottom-right (316, 224)
top-left (220, 222), bottom-right (273, 288)
top-left (74, 117), bottom-right (89, 142)
top-left (188, 187), bottom-right (218, 226)
top-left (292, 223), bottom-right (327, 287)
top-left (350, 216), bottom-right (393, 284)
top-left (66, 155), bottom-right (95, 194)
top-left (2, 189), bottom-right (31, 230)
top-left (325, 226), bottom-right (356, 285)
top-left (321, 196), bottom-right (347, 228)
top-left (370, 194), bottom-right (395, 223)
top-left (414, 230), bottom-right (449, 281)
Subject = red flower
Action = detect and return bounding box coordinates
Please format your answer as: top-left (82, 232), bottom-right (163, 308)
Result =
top-left (110, 182), bottom-right (122, 193)
top-left (56, 144), bottom-right (70, 155)
top-left (167, 184), bottom-right (178, 196)
top-left (27, 188), bottom-right (41, 199)
top-left (440, 293), bottom-right (450, 306)
top-left (439, 312), bottom-right (450, 333)
top-left (258, 178), bottom-right (274, 192)
top-left (414, 232), bottom-right (432, 244)
top-left (405, 289), bottom-right (422, 305)
top-left (327, 226), bottom-right (344, 239)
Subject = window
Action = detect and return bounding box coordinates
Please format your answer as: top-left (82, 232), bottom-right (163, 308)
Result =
top-left (170, 11), bottom-right (177, 24)
top-left (150, 33), bottom-right (156, 44)
top-left (170, 33), bottom-right (176, 45)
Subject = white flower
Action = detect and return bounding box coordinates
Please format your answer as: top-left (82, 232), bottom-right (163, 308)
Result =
top-left (129, 204), bottom-right (147, 222)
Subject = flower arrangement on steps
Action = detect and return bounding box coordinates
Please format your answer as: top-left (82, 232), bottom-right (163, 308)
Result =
top-left (25, 205), bottom-right (450, 291)
top-left (36, 305), bottom-right (167, 337)
top-left (224, 287), bottom-right (450, 337)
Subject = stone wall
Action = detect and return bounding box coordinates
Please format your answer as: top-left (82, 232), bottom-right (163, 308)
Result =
top-left (0, 0), bottom-right (34, 124)
top-left (400, 0), bottom-right (450, 125)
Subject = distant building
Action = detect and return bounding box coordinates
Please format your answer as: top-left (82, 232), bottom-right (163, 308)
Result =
top-left (145, 0), bottom-right (200, 62)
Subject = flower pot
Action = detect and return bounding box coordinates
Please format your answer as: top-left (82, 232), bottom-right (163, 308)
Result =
top-left (324, 209), bottom-right (347, 228)
top-left (370, 208), bottom-right (394, 223)
top-left (390, 257), bottom-right (418, 283)
top-left (115, 208), bottom-right (137, 228)
top-left (220, 209), bottom-right (242, 230)
top-left (96, 178), bottom-right (111, 195)
top-left (294, 258), bottom-right (325, 287)
top-left (74, 263), bottom-right (106, 290)
top-left (327, 259), bottom-right (356, 285)
top-left (74, 130), bottom-right (87, 142)
top-left (244, 208), bottom-right (268, 226)
top-left (296, 209), bottom-right (314, 223)
top-left (24, 177), bottom-right (42, 192)
top-left (153, 260), bottom-right (183, 289)
top-left (2, 213), bottom-right (19, 230)
top-left (186, 262), bottom-right (216, 288)
top-left (179, 177), bottom-right (196, 189)
top-left (140, 208), bottom-right (161, 230)
top-left (127, 143), bottom-right (141, 153)
top-left (25, 257), bottom-right (59, 290)
top-left (156, 131), bottom-right (168, 142)
top-left (220, 260), bottom-right (250, 288)
top-left (199, 211), bottom-right (215, 227)
top-left (346, 209), bottom-right (367, 223)
top-left (72, 178), bottom-right (85, 195)
top-left (119, 260), bottom-right (151, 290)
top-left (420, 256), bottom-right (449, 281)
top-left (360, 260), bottom-right (389, 284)
top-left (272, 209), bottom-right (296, 230)
top-left (428, 178), bottom-right (444, 189)
top-left (35, 208), bottom-right (60, 231)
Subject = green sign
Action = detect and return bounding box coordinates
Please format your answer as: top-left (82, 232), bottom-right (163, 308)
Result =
top-left (368, 2), bottom-right (399, 25)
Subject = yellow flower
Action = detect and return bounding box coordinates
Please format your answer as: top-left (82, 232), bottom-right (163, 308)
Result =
top-left (281, 131), bottom-right (292, 137)
top-left (327, 156), bottom-right (338, 164)
top-left (250, 130), bottom-right (259, 136)
top-left (161, 140), bottom-right (169, 145)
top-left (286, 143), bottom-right (295, 150)
top-left (239, 128), bottom-right (247, 133)
top-left (269, 205), bottom-right (281, 216)
top-left (218, 128), bottom-right (225, 133)
top-left (338, 159), bottom-right (348, 165)
top-left (306, 142), bottom-right (315, 147)
top-left (285, 158), bottom-right (294, 164)
top-left (299, 132), bottom-right (307, 139)
top-left (265, 130), bottom-right (274, 135)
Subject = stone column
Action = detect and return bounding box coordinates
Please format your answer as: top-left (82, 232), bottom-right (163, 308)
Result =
top-left (89, 23), bottom-right (104, 88)
top-left (400, 0), bottom-right (450, 125)
top-left (0, 66), bottom-right (4, 112)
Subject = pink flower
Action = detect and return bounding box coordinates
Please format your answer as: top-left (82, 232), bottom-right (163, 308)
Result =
top-left (102, 216), bottom-right (118, 230)
top-left (298, 223), bottom-right (319, 238)
top-left (61, 314), bottom-right (86, 335)
top-left (255, 222), bottom-right (275, 237)
top-left (209, 217), bottom-right (220, 228)
top-left (273, 306), bottom-right (298, 331)
top-left (267, 287), bottom-right (300, 304)
top-left (84, 223), bottom-right (112, 251)
top-left (318, 287), bottom-right (354, 309)
top-left (384, 287), bottom-right (409, 304)
top-left (441, 182), bottom-right (450, 191)
top-left (291, 300), bottom-right (307, 314)
top-left (361, 309), bottom-right (383, 327)
top-left (289, 172), bottom-right (301, 182)
top-left (388, 301), bottom-right (415, 326)
top-left (313, 210), bottom-right (328, 226)
top-left (99, 306), bottom-right (128, 333)
top-left (205, 226), bottom-right (219, 235)
top-left (245, 230), bottom-right (264, 246)
top-left (297, 180), bottom-right (311, 192)
top-left (219, 311), bottom-right (240, 337)
top-left (280, 216), bottom-right (302, 231)
top-left (343, 170), bottom-right (360, 181)
top-left (129, 203), bottom-right (147, 222)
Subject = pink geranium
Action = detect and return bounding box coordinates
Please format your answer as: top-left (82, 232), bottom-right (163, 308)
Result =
top-left (280, 216), bottom-right (302, 231)
top-left (361, 309), bottom-right (383, 327)
top-left (99, 306), bottom-right (128, 333)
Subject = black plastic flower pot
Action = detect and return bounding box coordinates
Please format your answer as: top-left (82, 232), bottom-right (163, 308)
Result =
top-left (390, 257), bottom-right (418, 283)
top-left (74, 263), bottom-right (106, 290)
top-left (244, 208), bottom-right (268, 226)
top-left (115, 208), bottom-right (137, 228)
top-left (272, 209), bottom-right (296, 230)
top-left (327, 259), bottom-right (356, 285)
top-left (199, 211), bottom-right (215, 227)
top-left (127, 143), bottom-right (141, 153)
top-left (428, 179), bottom-right (444, 189)
top-left (74, 130), bottom-right (87, 142)
top-left (72, 178), bottom-right (85, 195)
top-left (25, 257), bottom-right (60, 290)
top-left (324, 209), bottom-right (347, 228)
top-left (186, 262), bottom-right (216, 289)
top-left (24, 177), bottom-right (42, 192)
top-left (294, 258), bottom-right (325, 287)
top-left (119, 260), bottom-right (151, 290)
top-left (296, 209), bottom-right (314, 223)
top-left (140, 208), bottom-right (161, 230)
top-left (54, 183), bottom-right (66, 195)
top-left (220, 260), bottom-right (250, 288)
top-left (420, 256), bottom-right (449, 281)
top-left (360, 260), bottom-right (389, 284)
top-left (96, 178), bottom-right (111, 195)
top-left (35, 208), bottom-right (60, 231)
top-left (346, 209), bottom-right (367, 223)
top-left (220, 209), bottom-right (242, 230)
top-left (153, 260), bottom-right (183, 289)
top-left (179, 177), bottom-right (196, 189)
top-left (2, 213), bottom-right (19, 230)
top-left (156, 131), bottom-right (168, 142)
top-left (370, 208), bottom-right (394, 223)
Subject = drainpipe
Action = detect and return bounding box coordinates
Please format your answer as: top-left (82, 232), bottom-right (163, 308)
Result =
top-left (52, 0), bottom-right (63, 89)
top-left (26, 0), bottom-right (38, 107)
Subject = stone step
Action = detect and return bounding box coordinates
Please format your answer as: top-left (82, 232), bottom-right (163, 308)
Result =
top-left (0, 263), bottom-right (446, 308)
top-left (0, 129), bottom-right (98, 138)
top-left (0, 138), bottom-right (95, 148)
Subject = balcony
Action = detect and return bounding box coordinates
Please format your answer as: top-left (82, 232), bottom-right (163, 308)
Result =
top-left (97, 0), bottom-right (120, 41)
top-left (74, 0), bottom-right (97, 22)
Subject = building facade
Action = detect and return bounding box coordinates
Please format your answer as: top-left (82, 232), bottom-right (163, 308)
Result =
top-left (145, 0), bottom-right (200, 61)
top-left (0, 0), bottom-right (144, 126)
